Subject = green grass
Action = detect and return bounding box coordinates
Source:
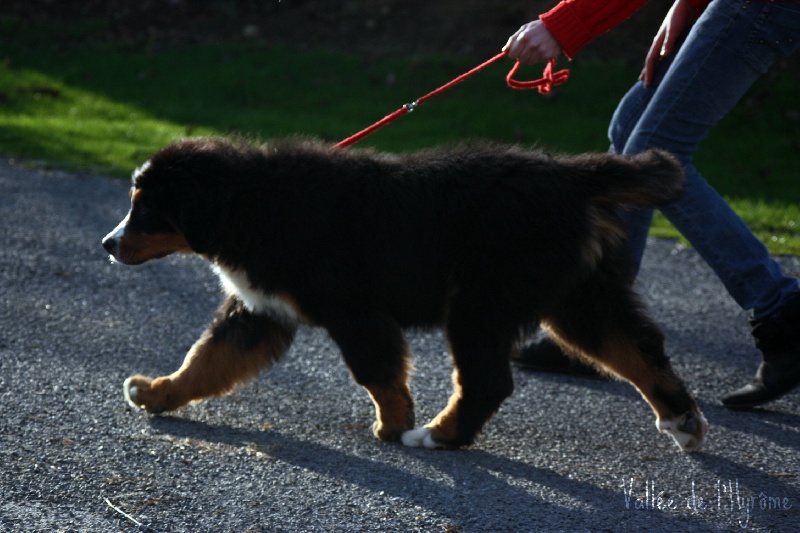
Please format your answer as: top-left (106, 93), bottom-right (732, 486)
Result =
top-left (1, 24), bottom-right (799, 254)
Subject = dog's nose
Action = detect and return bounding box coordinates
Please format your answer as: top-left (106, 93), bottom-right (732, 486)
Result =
top-left (102, 235), bottom-right (118, 254)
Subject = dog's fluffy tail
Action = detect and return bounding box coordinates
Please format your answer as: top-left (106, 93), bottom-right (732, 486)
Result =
top-left (580, 149), bottom-right (684, 207)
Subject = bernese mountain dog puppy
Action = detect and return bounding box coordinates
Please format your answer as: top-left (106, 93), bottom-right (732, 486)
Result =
top-left (102, 137), bottom-right (707, 452)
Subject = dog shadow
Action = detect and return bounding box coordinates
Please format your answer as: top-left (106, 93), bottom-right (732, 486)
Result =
top-left (148, 416), bottom-right (712, 530)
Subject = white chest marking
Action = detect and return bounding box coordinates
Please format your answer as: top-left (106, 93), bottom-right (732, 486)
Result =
top-left (212, 264), bottom-right (298, 323)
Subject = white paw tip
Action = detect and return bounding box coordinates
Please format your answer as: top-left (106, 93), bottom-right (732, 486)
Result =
top-left (123, 378), bottom-right (142, 410)
top-left (658, 412), bottom-right (708, 452)
top-left (401, 427), bottom-right (442, 449)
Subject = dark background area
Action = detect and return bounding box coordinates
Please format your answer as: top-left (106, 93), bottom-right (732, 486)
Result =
top-left (4, 0), bottom-right (672, 61)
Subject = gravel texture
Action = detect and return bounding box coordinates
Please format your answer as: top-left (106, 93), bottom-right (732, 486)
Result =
top-left (1, 157), bottom-right (799, 532)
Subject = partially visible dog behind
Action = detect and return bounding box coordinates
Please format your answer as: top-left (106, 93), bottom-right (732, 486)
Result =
top-left (102, 136), bottom-right (708, 452)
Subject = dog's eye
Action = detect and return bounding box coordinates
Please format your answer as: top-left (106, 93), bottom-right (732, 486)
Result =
top-left (132, 202), bottom-right (150, 216)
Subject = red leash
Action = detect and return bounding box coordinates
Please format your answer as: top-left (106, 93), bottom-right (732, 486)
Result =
top-left (336, 51), bottom-right (569, 149)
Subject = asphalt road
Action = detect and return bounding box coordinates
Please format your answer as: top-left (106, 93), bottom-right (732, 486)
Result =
top-left (1, 157), bottom-right (799, 532)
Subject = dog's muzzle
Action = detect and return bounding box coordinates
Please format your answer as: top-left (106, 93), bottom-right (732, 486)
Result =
top-left (102, 216), bottom-right (128, 258)
top-left (102, 234), bottom-right (119, 256)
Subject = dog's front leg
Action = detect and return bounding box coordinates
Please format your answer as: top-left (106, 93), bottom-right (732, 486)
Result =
top-left (402, 362), bottom-right (514, 449)
top-left (325, 311), bottom-right (415, 441)
top-left (403, 302), bottom-right (515, 449)
top-left (124, 296), bottom-right (296, 413)
top-left (362, 377), bottom-right (415, 441)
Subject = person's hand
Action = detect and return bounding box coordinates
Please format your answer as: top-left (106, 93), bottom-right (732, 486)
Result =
top-left (641, 0), bottom-right (697, 87)
top-left (503, 20), bottom-right (563, 65)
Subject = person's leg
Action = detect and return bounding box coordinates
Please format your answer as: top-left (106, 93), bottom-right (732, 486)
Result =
top-left (618, 0), bottom-right (800, 317)
top-left (615, 0), bottom-right (800, 406)
top-left (520, 0), bottom-right (800, 404)
top-left (607, 51), bottom-right (675, 276)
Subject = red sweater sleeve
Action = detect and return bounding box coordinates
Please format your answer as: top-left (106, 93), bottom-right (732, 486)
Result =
top-left (539, 0), bottom-right (651, 59)
top-left (540, 0), bottom-right (714, 59)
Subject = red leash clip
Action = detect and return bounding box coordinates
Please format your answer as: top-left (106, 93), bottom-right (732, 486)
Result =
top-left (506, 58), bottom-right (570, 94)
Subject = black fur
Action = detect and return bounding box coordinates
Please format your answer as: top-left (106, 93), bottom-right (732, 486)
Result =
top-left (106, 137), bottom-right (707, 450)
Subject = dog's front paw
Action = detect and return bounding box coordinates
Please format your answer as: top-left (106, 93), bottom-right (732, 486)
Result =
top-left (123, 375), bottom-right (149, 410)
top-left (657, 409), bottom-right (708, 452)
top-left (123, 374), bottom-right (181, 414)
top-left (372, 420), bottom-right (405, 442)
top-left (401, 427), bottom-right (445, 449)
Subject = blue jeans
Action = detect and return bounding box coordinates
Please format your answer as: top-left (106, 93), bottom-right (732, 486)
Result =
top-left (610, 0), bottom-right (800, 320)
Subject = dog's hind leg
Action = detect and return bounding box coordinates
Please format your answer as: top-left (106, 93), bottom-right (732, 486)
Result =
top-left (325, 310), bottom-right (415, 442)
top-left (543, 284), bottom-right (707, 452)
top-left (402, 294), bottom-right (515, 449)
top-left (124, 296), bottom-right (296, 413)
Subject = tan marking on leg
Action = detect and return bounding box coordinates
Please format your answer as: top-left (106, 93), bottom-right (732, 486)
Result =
top-left (540, 323), bottom-right (612, 377)
top-left (362, 350), bottom-right (414, 441)
top-left (425, 369), bottom-right (464, 444)
top-left (125, 322), bottom-right (292, 413)
top-left (597, 336), bottom-right (666, 408)
top-left (544, 325), bottom-right (707, 450)
top-left (364, 380), bottom-right (414, 441)
top-left (544, 325), bottom-right (672, 417)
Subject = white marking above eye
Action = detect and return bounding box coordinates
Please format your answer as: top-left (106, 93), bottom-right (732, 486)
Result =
top-left (132, 160), bottom-right (151, 181)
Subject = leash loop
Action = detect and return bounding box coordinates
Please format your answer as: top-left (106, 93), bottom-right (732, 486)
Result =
top-left (506, 59), bottom-right (570, 94)
top-left (336, 51), bottom-right (568, 148)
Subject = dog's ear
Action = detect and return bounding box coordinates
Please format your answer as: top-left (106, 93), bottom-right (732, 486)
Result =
top-left (152, 138), bottom-right (245, 255)
top-left (172, 179), bottom-right (234, 255)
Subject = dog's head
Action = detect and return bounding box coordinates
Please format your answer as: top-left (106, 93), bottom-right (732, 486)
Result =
top-left (102, 138), bottom-right (241, 265)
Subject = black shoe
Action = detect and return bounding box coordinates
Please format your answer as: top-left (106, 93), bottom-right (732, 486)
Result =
top-left (722, 297), bottom-right (800, 409)
top-left (721, 353), bottom-right (800, 409)
top-left (513, 337), bottom-right (605, 379)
